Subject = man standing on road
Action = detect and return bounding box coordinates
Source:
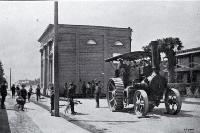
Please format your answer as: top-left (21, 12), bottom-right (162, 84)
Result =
top-left (27, 85), bottom-right (33, 102)
top-left (82, 81), bottom-right (86, 98)
top-left (11, 84), bottom-right (16, 99)
top-left (19, 84), bottom-right (27, 111)
top-left (49, 83), bottom-right (55, 116)
top-left (36, 84), bottom-right (41, 102)
top-left (0, 81), bottom-right (8, 109)
top-left (68, 82), bottom-right (76, 114)
top-left (94, 81), bottom-right (101, 108)
top-left (91, 80), bottom-right (95, 97)
top-left (64, 82), bottom-right (68, 99)
top-left (16, 85), bottom-right (20, 96)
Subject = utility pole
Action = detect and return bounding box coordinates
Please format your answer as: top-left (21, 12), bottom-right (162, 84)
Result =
top-left (10, 68), bottom-right (11, 89)
top-left (54, 1), bottom-right (59, 117)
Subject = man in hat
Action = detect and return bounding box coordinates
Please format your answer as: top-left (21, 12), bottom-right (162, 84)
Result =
top-left (11, 84), bottom-right (16, 99)
top-left (94, 81), bottom-right (101, 108)
top-left (64, 82), bottom-right (68, 99)
top-left (68, 82), bottom-right (76, 114)
top-left (35, 84), bottom-right (41, 102)
top-left (0, 81), bottom-right (8, 109)
top-left (49, 83), bottom-right (55, 116)
top-left (16, 85), bottom-right (20, 96)
top-left (18, 84), bottom-right (27, 111)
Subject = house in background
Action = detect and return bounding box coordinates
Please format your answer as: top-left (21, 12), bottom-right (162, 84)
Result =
top-left (38, 24), bottom-right (132, 95)
top-left (175, 47), bottom-right (200, 84)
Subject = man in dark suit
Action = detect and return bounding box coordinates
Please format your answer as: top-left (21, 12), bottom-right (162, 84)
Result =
top-left (68, 82), bottom-right (76, 114)
top-left (94, 81), bottom-right (101, 108)
top-left (19, 84), bottom-right (27, 111)
top-left (0, 81), bottom-right (8, 109)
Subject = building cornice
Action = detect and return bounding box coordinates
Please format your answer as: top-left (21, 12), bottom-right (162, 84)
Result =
top-left (176, 47), bottom-right (200, 56)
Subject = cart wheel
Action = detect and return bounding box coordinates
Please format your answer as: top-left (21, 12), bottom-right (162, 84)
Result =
top-left (134, 90), bottom-right (149, 117)
top-left (107, 78), bottom-right (124, 111)
top-left (165, 88), bottom-right (182, 115)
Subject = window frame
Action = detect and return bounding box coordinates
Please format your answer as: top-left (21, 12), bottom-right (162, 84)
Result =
top-left (86, 39), bottom-right (97, 45)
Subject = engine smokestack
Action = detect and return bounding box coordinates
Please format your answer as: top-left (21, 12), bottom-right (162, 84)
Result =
top-left (150, 41), bottom-right (160, 73)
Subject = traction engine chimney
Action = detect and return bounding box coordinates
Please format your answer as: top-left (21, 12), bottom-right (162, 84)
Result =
top-left (151, 41), bottom-right (160, 74)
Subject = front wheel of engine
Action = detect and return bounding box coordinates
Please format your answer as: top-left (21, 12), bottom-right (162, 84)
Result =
top-left (165, 88), bottom-right (182, 115)
top-left (133, 90), bottom-right (149, 117)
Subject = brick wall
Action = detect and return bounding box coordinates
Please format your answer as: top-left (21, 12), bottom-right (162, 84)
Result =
top-left (39, 24), bottom-right (132, 95)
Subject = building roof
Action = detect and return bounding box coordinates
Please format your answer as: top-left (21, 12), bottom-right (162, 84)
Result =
top-left (176, 47), bottom-right (200, 56)
top-left (38, 24), bottom-right (54, 42)
top-left (105, 51), bottom-right (150, 62)
top-left (38, 24), bottom-right (132, 43)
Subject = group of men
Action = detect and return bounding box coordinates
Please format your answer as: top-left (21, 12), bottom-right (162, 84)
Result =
top-left (81, 80), bottom-right (102, 98)
top-left (51, 82), bottom-right (78, 115)
top-left (0, 81), bottom-right (41, 111)
top-left (50, 80), bottom-right (102, 115)
top-left (1, 79), bottom-right (101, 114)
top-left (0, 81), bottom-right (27, 110)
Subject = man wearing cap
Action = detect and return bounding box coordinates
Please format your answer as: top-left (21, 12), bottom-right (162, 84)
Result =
top-left (19, 84), bottom-right (27, 111)
top-left (0, 81), bottom-right (8, 109)
top-left (68, 82), bottom-right (76, 114)
top-left (94, 81), bottom-right (101, 108)
top-left (49, 83), bottom-right (55, 116)
top-left (11, 84), bottom-right (16, 99)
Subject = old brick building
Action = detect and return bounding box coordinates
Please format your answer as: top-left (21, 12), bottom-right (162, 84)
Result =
top-left (38, 24), bottom-right (132, 95)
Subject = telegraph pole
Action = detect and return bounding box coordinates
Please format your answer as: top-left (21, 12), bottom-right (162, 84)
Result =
top-left (10, 68), bottom-right (11, 89)
top-left (54, 1), bottom-right (59, 117)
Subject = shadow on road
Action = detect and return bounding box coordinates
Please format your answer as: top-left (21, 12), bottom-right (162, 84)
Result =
top-left (69, 119), bottom-right (138, 123)
top-left (182, 101), bottom-right (200, 105)
top-left (149, 108), bottom-right (196, 118)
top-left (0, 109), bottom-right (11, 133)
top-left (117, 107), bottom-right (134, 114)
top-left (75, 112), bottom-right (89, 115)
top-left (98, 106), bottom-right (108, 108)
top-left (113, 107), bottom-right (196, 119)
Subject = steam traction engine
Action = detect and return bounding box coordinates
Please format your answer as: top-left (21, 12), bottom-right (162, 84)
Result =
top-left (105, 43), bottom-right (182, 117)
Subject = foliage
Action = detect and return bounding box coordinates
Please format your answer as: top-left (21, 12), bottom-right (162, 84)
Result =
top-left (142, 37), bottom-right (183, 83)
top-left (0, 61), bottom-right (5, 84)
top-left (157, 37), bottom-right (183, 67)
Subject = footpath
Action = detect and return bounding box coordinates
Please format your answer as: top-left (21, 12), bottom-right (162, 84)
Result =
top-left (0, 104), bottom-right (11, 133)
top-left (30, 94), bottom-right (108, 133)
top-left (1, 92), bottom-right (90, 133)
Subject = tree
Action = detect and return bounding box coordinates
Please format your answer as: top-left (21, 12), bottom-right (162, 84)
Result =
top-left (143, 37), bottom-right (183, 83)
top-left (0, 61), bottom-right (5, 84)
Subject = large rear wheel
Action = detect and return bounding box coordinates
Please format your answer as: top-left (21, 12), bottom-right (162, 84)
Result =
top-left (134, 90), bottom-right (149, 117)
top-left (107, 78), bottom-right (124, 111)
top-left (165, 88), bottom-right (182, 115)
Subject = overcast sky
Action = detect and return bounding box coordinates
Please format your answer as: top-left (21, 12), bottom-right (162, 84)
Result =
top-left (0, 1), bottom-right (200, 83)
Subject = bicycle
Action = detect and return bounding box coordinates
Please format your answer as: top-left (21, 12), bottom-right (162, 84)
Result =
top-left (14, 96), bottom-right (26, 111)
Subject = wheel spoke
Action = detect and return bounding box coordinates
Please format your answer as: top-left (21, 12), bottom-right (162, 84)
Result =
top-left (140, 100), bottom-right (144, 106)
top-left (136, 96), bottom-right (139, 102)
top-left (110, 98), bottom-right (115, 103)
top-left (139, 94), bottom-right (142, 100)
top-left (139, 105), bottom-right (143, 112)
top-left (110, 83), bottom-right (115, 90)
top-left (171, 104), bottom-right (175, 111)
